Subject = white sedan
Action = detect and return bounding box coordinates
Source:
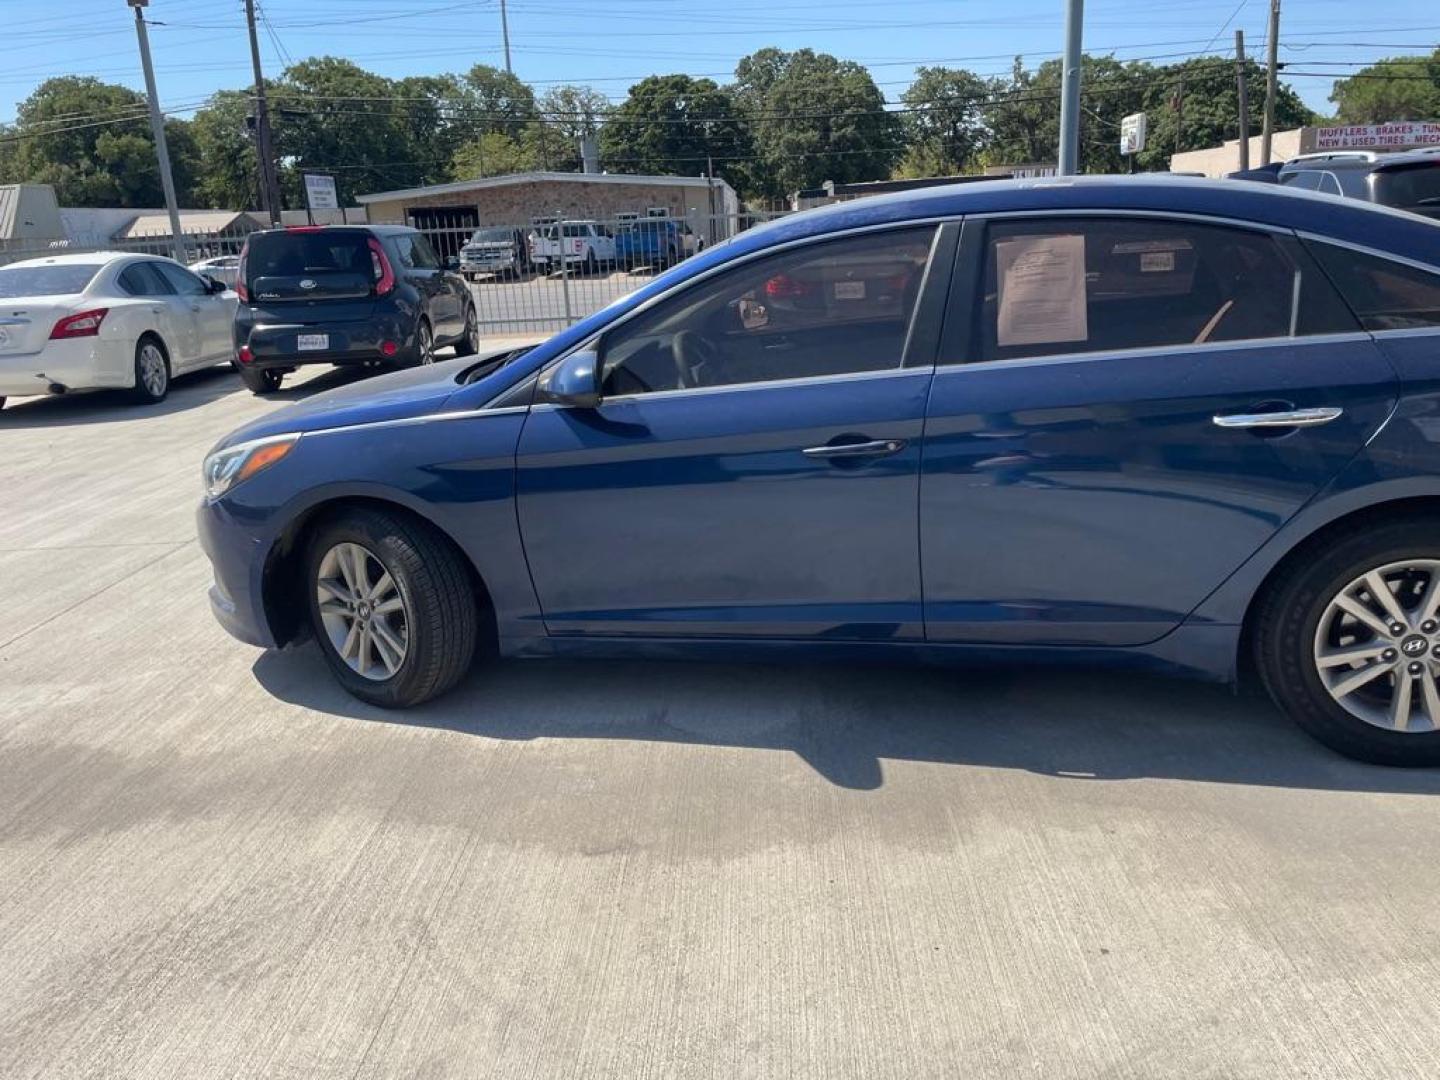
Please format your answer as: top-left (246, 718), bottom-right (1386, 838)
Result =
top-left (0, 251), bottom-right (237, 411)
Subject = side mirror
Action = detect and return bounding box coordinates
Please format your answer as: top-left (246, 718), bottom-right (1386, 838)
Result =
top-left (202, 275), bottom-right (226, 294)
top-left (537, 349), bottom-right (601, 409)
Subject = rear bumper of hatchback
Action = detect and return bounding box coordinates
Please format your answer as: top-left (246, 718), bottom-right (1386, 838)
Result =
top-left (237, 312), bottom-right (413, 369)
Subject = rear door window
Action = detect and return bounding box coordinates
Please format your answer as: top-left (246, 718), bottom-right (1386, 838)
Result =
top-left (1307, 242), bottom-right (1440, 330)
top-left (393, 234), bottom-right (440, 270)
top-left (968, 217), bottom-right (1353, 363)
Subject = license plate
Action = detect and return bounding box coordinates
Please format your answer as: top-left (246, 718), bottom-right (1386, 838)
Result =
top-left (297, 333), bottom-right (328, 351)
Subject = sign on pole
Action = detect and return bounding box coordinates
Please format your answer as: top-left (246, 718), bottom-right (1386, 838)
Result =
top-left (1120, 112), bottom-right (1147, 156)
top-left (303, 173), bottom-right (339, 215)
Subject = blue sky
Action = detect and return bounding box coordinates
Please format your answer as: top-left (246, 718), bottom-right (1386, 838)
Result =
top-left (3, 0), bottom-right (1437, 123)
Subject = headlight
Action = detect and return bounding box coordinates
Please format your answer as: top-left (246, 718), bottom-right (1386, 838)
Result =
top-left (203, 433), bottom-right (300, 500)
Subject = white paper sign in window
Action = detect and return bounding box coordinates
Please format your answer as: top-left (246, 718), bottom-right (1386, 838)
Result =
top-left (995, 234), bottom-right (1088, 348)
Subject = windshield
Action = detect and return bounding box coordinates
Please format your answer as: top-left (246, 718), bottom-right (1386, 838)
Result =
top-left (0, 264), bottom-right (101, 297)
top-left (469, 228), bottom-right (513, 244)
top-left (1373, 163), bottom-right (1440, 210)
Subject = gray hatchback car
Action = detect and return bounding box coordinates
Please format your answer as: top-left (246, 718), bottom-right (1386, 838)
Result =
top-left (1276, 149), bottom-right (1440, 219)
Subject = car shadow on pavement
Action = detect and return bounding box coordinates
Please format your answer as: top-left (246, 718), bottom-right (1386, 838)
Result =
top-left (0, 364), bottom-right (380, 426)
top-left (252, 644), bottom-right (1440, 795)
top-left (0, 366), bottom-right (241, 426)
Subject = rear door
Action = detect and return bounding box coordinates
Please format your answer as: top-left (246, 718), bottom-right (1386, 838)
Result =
top-left (120, 260), bottom-right (197, 363)
top-left (391, 233), bottom-right (460, 337)
top-left (919, 214), bottom-right (1398, 646)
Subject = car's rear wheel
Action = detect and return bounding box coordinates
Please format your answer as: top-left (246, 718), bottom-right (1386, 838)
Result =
top-left (1256, 517), bottom-right (1440, 765)
top-left (305, 509), bottom-right (477, 708)
top-left (130, 336), bottom-right (170, 404)
top-left (415, 319), bottom-right (435, 365)
top-left (239, 366), bottom-right (283, 394)
top-left (453, 305), bottom-right (480, 357)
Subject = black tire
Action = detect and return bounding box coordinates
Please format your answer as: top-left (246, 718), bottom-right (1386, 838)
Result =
top-left (0, 397), bottom-right (6, 411)
top-left (414, 319), bottom-right (435, 366)
top-left (453, 305), bottom-right (480, 357)
top-left (584, 251), bottom-right (597, 275)
top-left (239, 366), bottom-right (283, 394)
top-left (304, 508), bottom-right (478, 708)
top-left (130, 335), bottom-right (170, 404)
top-left (1255, 515), bottom-right (1440, 766)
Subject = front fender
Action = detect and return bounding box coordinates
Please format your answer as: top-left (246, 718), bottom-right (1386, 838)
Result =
top-left (223, 411), bottom-right (543, 641)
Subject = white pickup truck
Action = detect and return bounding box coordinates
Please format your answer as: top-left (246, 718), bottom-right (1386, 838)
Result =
top-left (530, 220), bottom-right (617, 271)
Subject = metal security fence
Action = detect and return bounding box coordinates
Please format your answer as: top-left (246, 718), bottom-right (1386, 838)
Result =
top-left (409, 211), bottom-right (791, 335)
top-left (0, 225), bottom-right (259, 269)
top-left (0, 211), bottom-right (795, 337)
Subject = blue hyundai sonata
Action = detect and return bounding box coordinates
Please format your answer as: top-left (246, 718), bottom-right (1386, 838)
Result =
top-left (198, 176), bottom-right (1440, 765)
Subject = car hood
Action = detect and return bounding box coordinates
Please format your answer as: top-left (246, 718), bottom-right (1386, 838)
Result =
top-left (211, 341), bottom-right (536, 449)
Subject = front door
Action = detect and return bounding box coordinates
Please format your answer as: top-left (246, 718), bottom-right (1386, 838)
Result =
top-left (515, 225), bottom-right (944, 639)
top-left (155, 262), bottom-right (230, 364)
top-left (920, 215), bottom-right (1399, 646)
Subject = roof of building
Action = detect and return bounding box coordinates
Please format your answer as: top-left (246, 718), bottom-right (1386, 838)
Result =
top-left (0, 184), bottom-right (64, 241)
top-left (118, 210), bottom-right (264, 239)
top-left (355, 171), bottom-right (732, 204)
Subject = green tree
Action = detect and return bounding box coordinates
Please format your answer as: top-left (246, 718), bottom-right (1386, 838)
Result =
top-left (1331, 52), bottom-right (1440, 124)
top-left (599, 74), bottom-right (753, 186)
top-left (898, 66), bottom-right (990, 176)
top-left (5, 76), bottom-right (197, 206)
top-left (1135, 55), bottom-right (1313, 171)
top-left (733, 48), bottom-right (902, 201)
top-left (457, 64), bottom-right (538, 140)
top-left (269, 58), bottom-right (432, 204)
top-left (189, 89), bottom-right (261, 209)
top-left (450, 131), bottom-right (536, 179)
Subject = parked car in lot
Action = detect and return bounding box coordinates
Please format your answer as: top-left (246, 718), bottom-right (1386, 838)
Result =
top-left (232, 224), bottom-right (480, 395)
top-left (458, 226), bottom-right (532, 280)
top-left (1269, 149), bottom-right (1440, 218)
top-left (614, 218), bottom-right (696, 270)
top-left (200, 176), bottom-right (1440, 765)
top-left (189, 254), bottom-right (241, 289)
top-left (0, 251), bottom-right (235, 410)
top-left (530, 220), bottom-right (616, 271)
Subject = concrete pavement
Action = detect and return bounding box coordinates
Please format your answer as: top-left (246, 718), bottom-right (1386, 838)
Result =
top-left (2, 366), bottom-right (1440, 1078)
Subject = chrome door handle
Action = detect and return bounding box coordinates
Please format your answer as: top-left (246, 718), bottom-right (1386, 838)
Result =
top-left (1212, 407), bottom-right (1344, 429)
top-left (802, 439), bottom-right (907, 458)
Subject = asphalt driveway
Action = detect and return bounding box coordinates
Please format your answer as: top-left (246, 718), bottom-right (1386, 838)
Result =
top-left (2, 366), bottom-right (1439, 1078)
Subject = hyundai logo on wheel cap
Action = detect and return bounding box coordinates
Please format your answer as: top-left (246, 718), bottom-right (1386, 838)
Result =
top-left (1402, 635), bottom-right (1428, 656)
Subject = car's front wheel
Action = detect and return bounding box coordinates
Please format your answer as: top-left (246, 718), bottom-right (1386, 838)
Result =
top-left (453, 305), bottom-right (480, 357)
top-left (305, 509), bottom-right (478, 708)
top-left (415, 319), bottom-right (435, 365)
top-left (1257, 516), bottom-right (1440, 765)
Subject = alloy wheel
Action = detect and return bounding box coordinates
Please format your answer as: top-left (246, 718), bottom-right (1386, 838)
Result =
top-left (465, 309), bottom-right (480, 352)
top-left (418, 323), bottom-right (434, 365)
top-left (1313, 559), bottom-right (1440, 732)
top-left (139, 343), bottom-right (167, 397)
top-left (315, 541), bottom-right (410, 680)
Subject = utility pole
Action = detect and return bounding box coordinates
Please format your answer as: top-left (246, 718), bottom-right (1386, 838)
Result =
top-left (1235, 29), bottom-right (1250, 172)
top-left (1261, 0), bottom-right (1281, 165)
top-left (127, 1), bottom-right (186, 263)
top-left (245, 0), bottom-right (282, 225)
top-left (1057, 0), bottom-right (1084, 175)
top-left (500, 0), bottom-right (512, 75)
